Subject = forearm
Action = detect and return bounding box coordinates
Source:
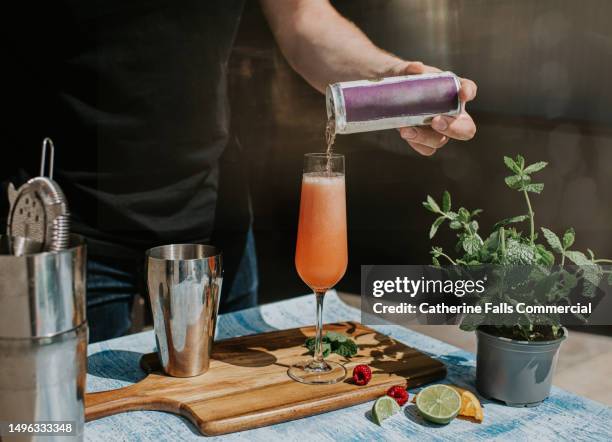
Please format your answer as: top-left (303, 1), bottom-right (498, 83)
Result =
top-left (261, 0), bottom-right (403, 92)
top-left (261, 0), bottom-right (477, 154)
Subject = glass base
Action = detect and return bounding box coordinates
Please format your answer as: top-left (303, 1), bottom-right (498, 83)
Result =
top-left (287, 359), bottom-right (347, 384)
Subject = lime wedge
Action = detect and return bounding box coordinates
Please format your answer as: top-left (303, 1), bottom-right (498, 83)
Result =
top-left (416, 384), bottom-right (462, 424)
top-left (372, 396), bottom-right (401, 425)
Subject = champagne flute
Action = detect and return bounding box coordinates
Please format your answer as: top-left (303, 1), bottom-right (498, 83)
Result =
top-left (288, 153), bottom-right (348, 384)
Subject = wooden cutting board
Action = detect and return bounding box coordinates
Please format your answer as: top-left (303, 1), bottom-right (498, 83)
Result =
top-left (85, 322), bottom-right (446, 435)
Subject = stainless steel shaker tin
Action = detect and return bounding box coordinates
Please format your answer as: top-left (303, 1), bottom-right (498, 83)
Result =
top-left (146, 244), bottom-right (223, 377)
top-left (326, 71), bottom-right (462, 134)
top-left (0, 234), bottom-right (87, 441)
top-left (0, 234), bottom-right (86, 338)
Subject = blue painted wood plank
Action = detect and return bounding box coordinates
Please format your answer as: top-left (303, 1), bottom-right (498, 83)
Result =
top-left (85, 291), bottom-right (612, 441)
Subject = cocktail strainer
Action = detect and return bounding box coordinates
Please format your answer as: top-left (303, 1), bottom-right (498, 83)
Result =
top-left (6, 138), bottom-right (70, 255)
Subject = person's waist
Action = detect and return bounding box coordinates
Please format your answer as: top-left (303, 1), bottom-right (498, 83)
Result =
top-left (74, 226), bottom-right (212, 261)
top-left (84, 236), bottom-right (144, 261)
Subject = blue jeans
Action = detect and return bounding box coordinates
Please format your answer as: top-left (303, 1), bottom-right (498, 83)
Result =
top-left (86, 229), bottom-right (259, 343)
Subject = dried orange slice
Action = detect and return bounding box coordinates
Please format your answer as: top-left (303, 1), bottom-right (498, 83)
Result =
top-left (451, 386), bottom-right (484, 423)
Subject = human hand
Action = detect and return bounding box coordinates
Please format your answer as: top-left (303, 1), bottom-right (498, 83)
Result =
top-left (390, 61), bottom-right (477, 156)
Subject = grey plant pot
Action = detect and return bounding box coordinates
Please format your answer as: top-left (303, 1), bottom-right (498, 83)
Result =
top-left (475, 327), bottom-right (567, 407)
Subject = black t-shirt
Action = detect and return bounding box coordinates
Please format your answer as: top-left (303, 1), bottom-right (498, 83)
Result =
top-left (1, 0), bottom-right (246, 258)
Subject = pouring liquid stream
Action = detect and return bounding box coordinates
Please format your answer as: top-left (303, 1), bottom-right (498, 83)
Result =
top-left (324, 117), bottom-right (336, 174)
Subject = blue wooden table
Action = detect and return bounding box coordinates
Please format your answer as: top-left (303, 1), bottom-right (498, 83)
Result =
top-left (86, 292), bottom-right (611, 441)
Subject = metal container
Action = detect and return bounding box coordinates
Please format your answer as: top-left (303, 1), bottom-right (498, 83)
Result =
top-left (326, 71), bottom-right (461, 134)
top-left (0, 235), bottom-right (87, 441)
top-left (476, 327), bottom-right (567, 407)
top-left (146, 244), bottom-right (223, 377)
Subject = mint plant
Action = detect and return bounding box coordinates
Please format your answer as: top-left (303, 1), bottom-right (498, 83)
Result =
top-left (423, 155), bottom-right (612, 341)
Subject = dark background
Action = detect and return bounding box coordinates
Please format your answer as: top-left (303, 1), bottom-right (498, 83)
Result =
top-left (228, 0), bottom-right (612, 303)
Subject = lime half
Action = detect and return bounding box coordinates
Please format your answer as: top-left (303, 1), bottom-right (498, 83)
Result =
top-left (416, 384), bottom-right (462, 424)
top-left (372, 396), bottom-right (401, 425)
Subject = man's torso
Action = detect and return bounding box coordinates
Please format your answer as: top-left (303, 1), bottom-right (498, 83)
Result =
top-left (1, 0), bottom-right (246, 257)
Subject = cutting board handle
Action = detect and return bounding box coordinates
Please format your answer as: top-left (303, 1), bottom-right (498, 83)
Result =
top-left (85, 379), bottom-right (176, 421)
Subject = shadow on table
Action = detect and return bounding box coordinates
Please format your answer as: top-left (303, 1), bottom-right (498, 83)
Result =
top-left (179, 414), bottom-right (206, 437)
top-left (364, 409), bottom-right (376, 425)
top-left (213, 326), bottom-right (311, 370)
top-left (87, 350), bottom-right (147, 383)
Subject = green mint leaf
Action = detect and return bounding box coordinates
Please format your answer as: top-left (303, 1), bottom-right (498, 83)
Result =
top-left (305, 337), bottom-right (332, 357)
top-left (325, 331), bottom-right (347, 343)
top-left (564, 250), bottom-right (591, 266)
top-left (458, 207), bottom-right (470, 222)
top-left (492, 214), bottom-right (529, 231)
top-left (535, 244), bottom-right (555, 266)
top-left (442, 191), bottom-right (451, 212)
top-left (541, 227), bottom-right (563, 253)
top-left (582, 280), bottom-right (597, 298)
top-left (422, 201), bottom-right (434, 212)
top-left (306, 334), bottom-right (357, 358)
top-left (429, 216), bottom-right (446, 239)
top-left (523, 183), bottom-right (544, 194)
top-left (503, 156), bottom-right (520, 174)
top-left (504, 174), bottom-right (519, 188)
top-left (471, 209), bottom-right (483, 217)
top-left (582, 266), bottom-right (603, 295)
top-left (432, 256), bottom-right (441, 267)
top-left (505, 174), bottom-right (529, 190)
top-left (517, 312), bottom-right (531, 329)
top-left (449, 220), bottom-right (462, 230)
top-left (334, 340), bottom-right (358, 357)
top-left (505, 238), bottom-right (537, 264)
top-left (523, 161), bottom-right (548, 175)
top-left (431, 246), bottom-right (443, 256)
top-left (515, 154), bottom-right (525, 170)
top-left (462, 236), bottom-right (482, 255)
top-left (470, 220), bottom-right (479, 233)
top-left (426, 195), bottom-right (440, 212)
top-left (305, 336), bottom-right (326, 350)
top-left (562, 228), bottom-right (575, 249)
top-left (322, 343), bottom-right (331, 357)
top-left (482, 230), bottom-right (500, 250)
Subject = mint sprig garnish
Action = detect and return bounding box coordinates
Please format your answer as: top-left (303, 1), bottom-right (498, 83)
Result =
top-left (305, 332), bottom-right (358, 358)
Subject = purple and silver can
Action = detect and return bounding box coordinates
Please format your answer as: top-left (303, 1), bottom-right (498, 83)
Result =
top-left (326, 71), bottom-right (462, 134)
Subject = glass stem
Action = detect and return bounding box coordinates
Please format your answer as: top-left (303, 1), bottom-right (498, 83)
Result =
top-left (313, 290), bottom-right (327, 366)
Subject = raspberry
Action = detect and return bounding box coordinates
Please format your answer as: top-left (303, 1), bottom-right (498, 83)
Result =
top-left (386, 385), bottom-right (409, 406)
top-left (352, 364), bottom-right (372, 386)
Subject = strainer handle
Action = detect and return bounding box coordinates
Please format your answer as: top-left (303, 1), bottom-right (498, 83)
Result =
top-left (40, 137), bottom-right (55, 179)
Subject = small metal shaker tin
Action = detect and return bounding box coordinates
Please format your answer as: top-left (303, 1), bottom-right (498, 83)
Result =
top-left (326, 71), bottom-right (462, 134)
top-left (145, 244), bottom-right (223, 377)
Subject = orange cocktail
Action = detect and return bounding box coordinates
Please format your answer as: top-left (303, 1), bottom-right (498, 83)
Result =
top-left (288, 153), bottom-right (347, 385)
top-left (295, 172), bottom-right (347, 290)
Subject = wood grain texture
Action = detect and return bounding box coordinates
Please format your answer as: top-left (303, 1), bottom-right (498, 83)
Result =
top-left (85, 322), bottom-right (445, 435)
